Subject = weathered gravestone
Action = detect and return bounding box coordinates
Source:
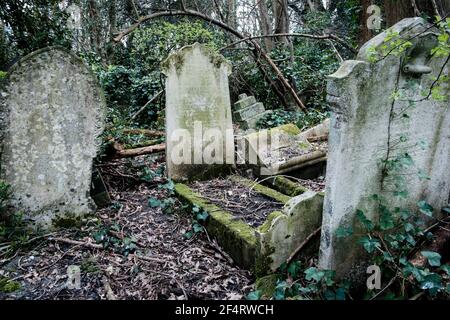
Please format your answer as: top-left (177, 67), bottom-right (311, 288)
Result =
top-left (319, 18), bottom-right (450, 279)
top-left (162, 43), bottom-right (234, 181)
top-left (0, 47), bottom-right (106, 230)
top-left (233, 94), bottom-right (272, 130)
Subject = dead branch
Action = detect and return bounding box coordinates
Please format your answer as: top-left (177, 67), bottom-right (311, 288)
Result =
top-left (286, 227), bottom-right (322, 265)
top-left (220, 33), bottom-right (357, 54)
top-left (113, 9), bottom-right (307, 112)
top-left (130, 90), bottom-right (164, 120)
top-left (115, 143), bottom-right (166, 158)
top-left (50, 237), bottom-right (103, 249)
top-left (121, 129), bottom-right (165, 137)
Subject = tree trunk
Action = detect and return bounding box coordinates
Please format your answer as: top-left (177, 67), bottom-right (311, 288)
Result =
top-left (257, 0), bottom-right (274, 52)
top-left (272, 0), bottom-right (290, 45)
top-left (226, 0), bottom-right (237, 29)
top-left (359, 0), bottom-right (375, 45)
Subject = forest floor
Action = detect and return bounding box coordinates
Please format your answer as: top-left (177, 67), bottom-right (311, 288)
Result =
top-left (0, 155), bottom-right (253, 300)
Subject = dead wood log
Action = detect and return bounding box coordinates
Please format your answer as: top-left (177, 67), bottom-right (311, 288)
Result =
top-left (114, 143), bottom-right (166, 158)
top-left (121, 129), bottom-right (165, 137)
top-left (307, 135), bottom-right (329, 143)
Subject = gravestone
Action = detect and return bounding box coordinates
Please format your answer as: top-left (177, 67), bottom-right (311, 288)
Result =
top-left (319, 18), bottom-right (450, 279)
top-left (0, 47), bottom-right (106, 230)
top-left (233, 94), bottom-right (272, 130)
top-left (162, 43), bottom-right (234, 181)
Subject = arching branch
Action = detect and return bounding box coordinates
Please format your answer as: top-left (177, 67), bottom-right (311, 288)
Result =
top-left (113, 9), bottom-right (307, 112)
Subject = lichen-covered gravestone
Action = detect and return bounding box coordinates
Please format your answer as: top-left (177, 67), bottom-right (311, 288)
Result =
top-left (233, 94), bottom-right (272, 130)
top-left (319, 18), bottom-right (450, 279)
top-left (162, 43), bottom-right (234, 181)
top-left (0, 47), bottom-right (106, 230)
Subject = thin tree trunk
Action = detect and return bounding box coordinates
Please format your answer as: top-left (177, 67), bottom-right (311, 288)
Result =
top-left (257, 0), bottom-right (274, 52)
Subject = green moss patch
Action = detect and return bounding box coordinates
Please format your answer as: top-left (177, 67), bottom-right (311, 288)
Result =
top-left (0, 277), bottom-right (21, 293)
top-left (229, 176), bottom-right (291, 204)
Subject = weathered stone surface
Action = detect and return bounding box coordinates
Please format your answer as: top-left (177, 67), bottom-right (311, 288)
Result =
top-left (233, 102), bottom-right (265, 122)
top-left (257, 191), bottom-right (324, 271)
top-left (243, 124), bottom-right (327, 176)
top-left (162, 43), bottom-right (234, 181)
top-left (319, 18), bottom-right (450, 279)
top-left (0, 47), bottom-right (106, 230)
top-left (234, 94), bottom-right (256, 110)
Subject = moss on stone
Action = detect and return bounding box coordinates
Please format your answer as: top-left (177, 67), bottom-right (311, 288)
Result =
top-left (271, 176), bottom-right (309, 197)
top-left (254, 243), bottom-right (275, 277)
top-left (255, 274), bottom-right (279, 298)
top-left (52, 214), bottom-right (82, 229)
top-left (230, 176), bottom-right (291, 204)
top-left (276, 123), bottom-right (301, 136)
top-left (0, 277), bottom-right (21, 293)
top-left (257, 211), bottom-right (284, 234)
top-left (174, 183), bottom-right (257, 269)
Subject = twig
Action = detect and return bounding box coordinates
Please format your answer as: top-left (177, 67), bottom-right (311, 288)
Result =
top-left (286, 227), bottom-right (322, 265)
top-left (130, 90), bottom-right (164, 121)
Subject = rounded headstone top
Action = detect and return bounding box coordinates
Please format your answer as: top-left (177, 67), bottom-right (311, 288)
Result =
top-left (161, 42), bottom-right (232, 76)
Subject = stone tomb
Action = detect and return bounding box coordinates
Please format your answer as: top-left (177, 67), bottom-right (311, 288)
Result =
top-left (175, 175), bottom-right (324, 274)
top-left (233, 94), bottom-right (272, 130)
top-left (319, 18), bottom-right (450, 279)
top-left (162, 43), bottom-right (234, 181)
top-left (0, 47), bottom-right (106, 230)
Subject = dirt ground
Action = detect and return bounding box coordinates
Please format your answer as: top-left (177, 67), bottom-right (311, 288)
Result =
top-left (0, 156), bottom-right (253, 300)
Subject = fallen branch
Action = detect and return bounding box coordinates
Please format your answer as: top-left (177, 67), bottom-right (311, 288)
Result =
top-left (220, 33), bottom-right (357, 54)
top-left (121, 129), bottom-right (165, 137)
top-left (130, 90), bottom-right (164, 121)
top-left (307, 135), bottom-right (329, 143)
top-left (50, 237), bottom-right (103, 249)
top-left (286, 227), bottom-right (322, 265)
top-left (115, 143), bottom-right (166, 158)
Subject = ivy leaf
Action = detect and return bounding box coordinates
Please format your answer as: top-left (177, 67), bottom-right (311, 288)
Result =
top-left (359, 236), bottom-right (381, 253)
top-left (336, 226), bottom-right (353, 238)
top-left (274, 281), bottom-right (288, 300)
top-left (440, 265), bottom-right (450, 276)
top-left (287, 261), bottom-right (302, 278)
top-left (196, 210), bottom-right (209, 222)
top-left (304, 267), bottom-right (325, 282)
top-left (247, 290), bottom-right (262, 300)
top-left (418, 201), bottom-right (434, 217)
top-left (356, 210), bottom-right (374, 231)
top-left (192, 223), bottom-right (203, 234)
top-left (420, 273), bottom-right (443, 296)
top-left (421, 251), bottom-right (442, 267)
top-left (442, 207), bottom-right (450, 215)
top-left (379, 205), bottom-right (395, 230)
top-left (148, 197), bottom-right (161, 208)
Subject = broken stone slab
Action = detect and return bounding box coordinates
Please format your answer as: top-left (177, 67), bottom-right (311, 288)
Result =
top-left (242, 124), bottom-right (327, 176)
top-left (234, 94), bottom-right (257, 111)
top-left (233, 102), bottom-right (265, 122)
top-left (319, 18), bottom-right (450, 280)
top-left (298, 119), bottom-right (330, 140)
top-left (161, 43), bottom-right (234, 182)
top-left (238, 110), bottom-right (273, 131)
top-left (0, 47), bottom-right (106, 230)
top-left (256, 190), bottom-right (324, 271)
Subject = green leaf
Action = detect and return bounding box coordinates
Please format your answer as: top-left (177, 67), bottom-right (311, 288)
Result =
top-left (287, 261), bottom-right (302, 278)
top-left (359, 236), bottom-right (381, 253)
top-left (192, 223), bottom-right (203, 234)
top-left (420, 273), bottom-right (443, 296)
top-left (379, 205), bottom-right (395, 230)
top-left (274, 281), bottom-right (288, 300)
top-left (304, 267), bottom-right (325, 282)
top-left (196, 210), bottom-right (209, 222)
top-left (336, 226), bottom-right (353, 238)
top-left (148, 197), bottom-right (161, 208)
top-left (440, 265), bottom-right (450, 276)
top-left (247, 290), bottom-right (262, 300)
top-left (418, 201), bottom-right (434, 217)
top-left (356, 210), bottom-right (374, 231)
top-left (421, 251), bottom-right (442, 267)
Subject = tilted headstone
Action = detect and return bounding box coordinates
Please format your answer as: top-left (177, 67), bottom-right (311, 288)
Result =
top-left (0, 47), bottom-right (106, 230)
top-left (233, 94), bottom-right (272, 130)
top-left (162, 43), bottom-right (234, 181)
top-left (319, 18), bottom-right (450, 279)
